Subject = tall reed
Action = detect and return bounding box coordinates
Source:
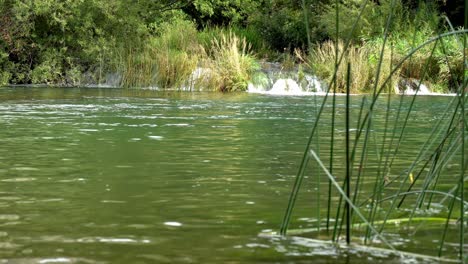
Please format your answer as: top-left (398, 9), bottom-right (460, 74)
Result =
top-left (117, 20), bottom-right (203, 89)
top-left (308, 40), bottom-right (399, 93)
top-left (280, 0), bottom-right (467, 261)
top-left (202, 32), bottom-right (259, 92)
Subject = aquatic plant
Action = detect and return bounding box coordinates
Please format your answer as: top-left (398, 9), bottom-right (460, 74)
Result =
top-left (306, 40), bottom-right (398, 93)
top-left (203, 32), bottom-right (259, 92)
top-left (118, 20), bottom-right (202, 89)
top-left (200, 26), bottom-right (272, 59)
top-left (279, 0), bottom-right (467, 262)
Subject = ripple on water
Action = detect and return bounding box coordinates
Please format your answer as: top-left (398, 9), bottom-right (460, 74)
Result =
top-left (76, 237), bottom-right (151, 244)
top-left (39, 198), bottom-right (64, 203)
top-left (57, 178), bottom-right (85, 183)
top-left (78, 129), bottom-right (99, 132)
top-left (1, 177), bottom-right (37, 182)
top-left (163, 123), bottom-right (193, 127)
top-left (4, 257), bottom-right (101, 264)
top-left (38, 257), bottom-right (72, 263)
top-left (10, 167), bottom-right (39, 171)
top-left (0, 242), bottom-right (22, 249)
top-left (0, 196), bottom-right (22, 201)
top-left (164, 222), bottom-right (182, 227)
top-left (0, 215), bottom-right (20, 221)
top-left (148, 136), bottom-right (164, 140)
top-left (127, 224), bottom-right (153, 229)
top-left (100, 200), bottom-right (127, 204)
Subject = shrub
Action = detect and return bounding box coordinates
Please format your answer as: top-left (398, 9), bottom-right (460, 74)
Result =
top-left (199, 26), bottom-right (272, 56)
top-left (203, 32), bottom-right (259, 92)
top-left (0, 50), bottom-right (11, 86)
top-left (250, 6), bottom-right (308, 51)
top-left (382, 20), bottom-right (464, 93)
top-left (319, 0), bottom-right (406, 42)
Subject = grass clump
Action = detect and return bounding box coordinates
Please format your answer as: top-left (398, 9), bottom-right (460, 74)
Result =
top-left (388, 27), bottom-right (464, 93)
top-left (203, 32), bottom-right (259, 92)
top-left (308, 0), bottom-right (463, 94)
top-left (199, 26), bottom-right (272, 59)
top-left (117, 23), bottom-right (262, 91)
top-left (307, 40), bottom-right (398, 93)
top-left (117, 19), bottom-right (203, 89)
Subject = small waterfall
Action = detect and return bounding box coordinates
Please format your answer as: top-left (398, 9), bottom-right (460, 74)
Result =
top-left (398, 79), bottom-right (431, 95)
top-left (270, 79), bottom-right (302, 95)
top-left (82, 64), bottom-right (450, 96)
top-left (184, 67), bottom-right (213, 91)
top-left (247, 62), bottom-right (325, 95)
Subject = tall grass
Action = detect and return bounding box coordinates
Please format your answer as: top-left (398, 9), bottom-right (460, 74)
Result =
top-left (279, 0), bottom-right (467, 262)
top-left (114, 22), bottom-right (261, 91)
top-left (302, 0), bottom-right (464, 94)
top-left (116, 20), bottom-right (203, 89)
top-left (202, 32), bottom-right (259, 92)
top-left (308, 40), bottom-right (398, 93)
top-left (200, 26), bottom-right (272, 59)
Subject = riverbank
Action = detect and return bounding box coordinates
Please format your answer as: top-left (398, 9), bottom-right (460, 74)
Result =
top-left (0, 1), bottom-right (465, 94)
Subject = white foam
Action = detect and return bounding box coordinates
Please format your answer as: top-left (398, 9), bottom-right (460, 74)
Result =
top-left (164, 221), bottom-right (182, 227)
top-left (148, 135), bottom-right (164, 140)
top-left (270, 79), bottom-right (302, 95)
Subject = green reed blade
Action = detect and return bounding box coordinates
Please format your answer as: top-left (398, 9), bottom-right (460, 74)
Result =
top-left (356, 33), bottom-right (466, 243)
top-left (345, 62), bottom-right (351, 244)
top-left (280, 0), bottom-right (373, 236)
top-left (314, 90), bottom-right (322, 234)
top-left (340, 29), bottom-right (466, 221)
top-left (386, 39), bottom-right (439, 174)
top-left (302, 0), bottom-right (311, 49)
top-left (438, 184), bottom-right (460, 258)
top-left (308, 149), bottom-right (398, 252)
top-left (326, 0), bottom-right (340, 234)
top-left (326, 84), bottom-right (337, 233)
top-left (350, 97), bottom-right (368, 222)
top-left (458, 10), bottom-right (466, 259)
top-left (379, 190), bottom-right (468, 208)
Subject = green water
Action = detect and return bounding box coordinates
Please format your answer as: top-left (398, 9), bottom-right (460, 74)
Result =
top-left (0, 87), bottom-right (465, 263)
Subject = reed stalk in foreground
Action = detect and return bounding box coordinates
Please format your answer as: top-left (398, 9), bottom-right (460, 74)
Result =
top-left (280, 0), bottom-right (467, 261)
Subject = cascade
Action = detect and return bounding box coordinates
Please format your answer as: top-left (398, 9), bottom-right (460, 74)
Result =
top-left (397, 79), bottom-right (431, 95)
top-left (247, 63), bottom-right (325, 95)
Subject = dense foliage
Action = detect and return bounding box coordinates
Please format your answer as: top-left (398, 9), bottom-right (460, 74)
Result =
top-left (0, 0), bottom-right (465, 92)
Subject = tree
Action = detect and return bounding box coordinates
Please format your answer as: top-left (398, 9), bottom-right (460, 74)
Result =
top-left (182, 0), bottom-right (260, 28)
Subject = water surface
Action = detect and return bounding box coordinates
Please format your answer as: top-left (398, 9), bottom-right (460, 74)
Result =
top-left (0, 87), bottom-right (465, 263)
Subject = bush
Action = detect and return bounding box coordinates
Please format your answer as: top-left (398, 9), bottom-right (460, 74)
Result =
top-left (0, 71), bottom-right (10, 86)
top-left (203, 32), bottom-right (259, 92)
top-left (319, 0), bottom-right (406, 42)
top-left (0, 0), bottom-right (151, 85)
top-left (382, 19), bottom-right (463, 93)
top-left (250, 6), bottom-right (309, 52)
top-left (0, 50), bottom-right (11, 86)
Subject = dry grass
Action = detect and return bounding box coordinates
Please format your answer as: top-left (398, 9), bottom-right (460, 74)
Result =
top-left (307, 40), bottom-right (399, 93)
top-left (203, 32), bottom-right (259, 92)
top-left (118, 20), bottom-right (203, 88)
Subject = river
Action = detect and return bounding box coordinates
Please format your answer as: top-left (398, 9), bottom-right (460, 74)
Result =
top-left (0, 87), bottom-right (465, 263)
